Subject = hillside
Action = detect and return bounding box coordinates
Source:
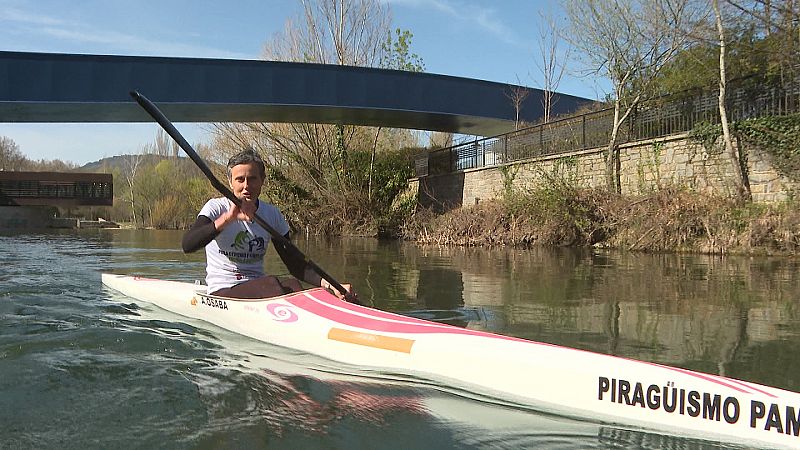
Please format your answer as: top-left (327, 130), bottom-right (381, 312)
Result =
top-left (78, 154), bottom-right (222, 176)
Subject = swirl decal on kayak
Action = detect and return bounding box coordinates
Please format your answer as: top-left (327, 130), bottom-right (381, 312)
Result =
top-left (266, 303), bottom-right (298, 323)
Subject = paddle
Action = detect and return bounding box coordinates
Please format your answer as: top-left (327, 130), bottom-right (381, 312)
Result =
top-left (129, 90), bottom-right (361, 305)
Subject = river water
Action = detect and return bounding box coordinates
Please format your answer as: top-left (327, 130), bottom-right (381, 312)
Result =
top-left (2, 229), bottom-right (799, 449)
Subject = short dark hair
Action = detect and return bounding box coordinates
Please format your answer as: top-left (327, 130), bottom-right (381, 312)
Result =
top-left (227, 148), bottom-right (266, 179)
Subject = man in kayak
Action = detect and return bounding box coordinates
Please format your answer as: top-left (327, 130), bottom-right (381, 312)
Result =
top-left (181, 148), bottom-right (356, 301)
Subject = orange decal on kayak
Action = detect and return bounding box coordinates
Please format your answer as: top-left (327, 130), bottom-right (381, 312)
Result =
top-left (328, 328), bottom-right (414, 353)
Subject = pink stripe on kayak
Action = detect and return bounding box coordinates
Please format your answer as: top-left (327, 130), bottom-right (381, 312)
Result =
top-left (303, 288), bottom-right (460, 325)
top-left (664, 367), bottom-right (777, 397)
top-left (287, 290), bottom-right (530, 343)
top-left (722, 378), bottom-right (779, 398)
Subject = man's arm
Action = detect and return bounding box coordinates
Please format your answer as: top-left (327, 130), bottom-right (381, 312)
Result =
top-left (181, 215), bottom-right (218, 253)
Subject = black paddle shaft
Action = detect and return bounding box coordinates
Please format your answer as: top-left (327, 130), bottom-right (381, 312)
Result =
top-left (129, 90), bottom-right (356, 303)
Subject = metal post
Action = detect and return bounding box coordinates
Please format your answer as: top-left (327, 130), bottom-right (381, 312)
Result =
top-left (539, 125), bottom-right (543, 156)
top-left (582, 114), bottom-right (586, 150)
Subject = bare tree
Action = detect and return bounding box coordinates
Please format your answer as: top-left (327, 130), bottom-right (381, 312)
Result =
top-left (0, 136), bottom-right (28, 171)
top-left (149, 128), bottom-right (180, 158)
top-left (563, 0), bottom-right (703, 192)
top-left (256, 0), bottom-right (393, 181)
top-left (534, 10), bottom-right (570, 123)
top-left (505, 80), bottom-right (531, 130)
top-left (210, 0), bottom-right (425, 232)
top-left (297, 0), bottom-right (390, 67)
top-left (713, 0), bottom-right (751, 201)
top-left (122, 151), bottom-right (144, 227)
top-left (29, 158), bottom-right (77, 171)
top-left (429, 131), bottom-right (453, 149)
top-left (367, 28), bottom-right (425, 203)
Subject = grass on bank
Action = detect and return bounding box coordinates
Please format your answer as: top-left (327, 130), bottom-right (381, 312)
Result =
top-left (399, 184), bottom-right (800, 256)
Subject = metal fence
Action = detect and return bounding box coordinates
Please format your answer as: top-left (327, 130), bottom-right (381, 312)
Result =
top-left (416, 75), bottom-right (800, 177)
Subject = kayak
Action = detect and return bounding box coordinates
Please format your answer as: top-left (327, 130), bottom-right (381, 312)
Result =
top-left (101, 273), bottom-right (800, 449)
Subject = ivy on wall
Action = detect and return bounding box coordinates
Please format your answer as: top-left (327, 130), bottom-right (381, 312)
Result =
top-left (688, 122), bottom-right (724, 154)
top-left (689, 113), bottom-right (800, 182)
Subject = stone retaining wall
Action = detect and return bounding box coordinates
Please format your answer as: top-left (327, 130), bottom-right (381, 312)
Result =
top-left (412, 134), bottom-right (795, 210)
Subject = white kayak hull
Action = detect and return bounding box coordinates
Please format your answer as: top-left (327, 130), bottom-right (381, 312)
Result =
top-left (101, 273), bottom-right (800, 448)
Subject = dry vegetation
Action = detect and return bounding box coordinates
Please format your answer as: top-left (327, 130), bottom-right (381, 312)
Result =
top-left (400, 186), bottom-right (800, 256)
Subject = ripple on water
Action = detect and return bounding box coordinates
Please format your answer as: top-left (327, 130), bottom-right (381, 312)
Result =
top-left (2, 231), bottom-right (796, 449)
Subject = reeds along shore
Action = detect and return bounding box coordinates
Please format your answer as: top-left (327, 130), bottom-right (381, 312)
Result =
top-left (400, 187), bottom-right (800, 256)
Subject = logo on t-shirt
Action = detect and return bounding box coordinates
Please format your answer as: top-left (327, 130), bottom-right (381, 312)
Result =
top-left (231, 231), bottom-right (265, 252)
top-left (224, 230), bottom-right (266, 263)
top-left (232, 231), bottom-right (249, 250)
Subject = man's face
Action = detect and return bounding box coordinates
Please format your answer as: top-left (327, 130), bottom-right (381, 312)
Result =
top-left (228, 162), bottom-right (264, 201)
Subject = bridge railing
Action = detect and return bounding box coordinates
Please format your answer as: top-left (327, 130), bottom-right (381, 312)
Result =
top-left (417, 74), bottom-right (800, 177)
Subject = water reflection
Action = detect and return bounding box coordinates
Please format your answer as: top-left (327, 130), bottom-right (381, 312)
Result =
top-left (283, 238), bottom-right (800, 393)
top-left (9, 229), bottom-right (787, 449)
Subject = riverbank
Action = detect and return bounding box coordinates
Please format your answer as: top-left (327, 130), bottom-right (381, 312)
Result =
top-left (400, 187), bottom-right (800, 256)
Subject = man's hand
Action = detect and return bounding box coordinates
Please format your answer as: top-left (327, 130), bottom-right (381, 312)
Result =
top-left (322, 280), bottom-right (363, 305)
top-left (214, 199), bottom-right (257, 231)
top-left (340, 285), bottom-right (362, 305)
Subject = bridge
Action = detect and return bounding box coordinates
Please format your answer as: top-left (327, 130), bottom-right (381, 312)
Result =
top-left (0, 171), bottom-right (113, 207)
top-left (0, 51), bottom-right (594, 228)
top-left (0, 51), bottom-right (592, 136)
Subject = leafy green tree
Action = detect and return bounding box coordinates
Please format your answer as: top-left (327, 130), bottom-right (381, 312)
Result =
top-left (380, 28), bottom-right (425, 72)
top-left (725, 0), bottom-right (799, 84)
top-left (654, 2), bottom-right (797, 94)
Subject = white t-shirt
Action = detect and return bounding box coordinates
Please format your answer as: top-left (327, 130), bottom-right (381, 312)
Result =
top-left (198, 197), bottom-right (290, 294)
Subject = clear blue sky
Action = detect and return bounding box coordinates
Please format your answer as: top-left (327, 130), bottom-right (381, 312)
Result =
top-left (0, 0), bottom-right (607, 165)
